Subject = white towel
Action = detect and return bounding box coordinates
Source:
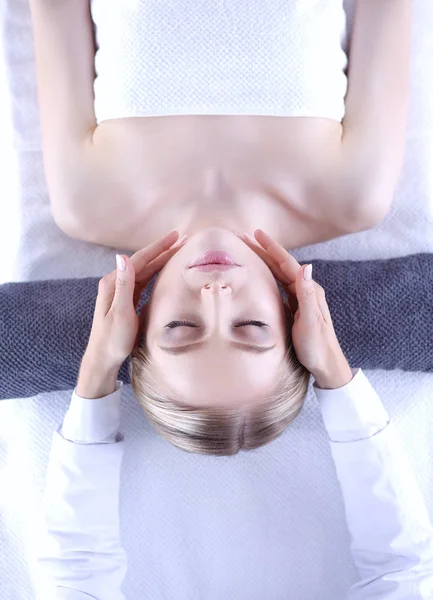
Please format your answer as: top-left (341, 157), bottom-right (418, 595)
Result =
top-left (91, 0), bottom-right (348, 122)
top-left (1, 0), bottom-right (433, 599)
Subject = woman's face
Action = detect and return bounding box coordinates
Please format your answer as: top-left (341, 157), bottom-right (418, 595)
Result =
top-left (145, 227), bottom-right (288, 408)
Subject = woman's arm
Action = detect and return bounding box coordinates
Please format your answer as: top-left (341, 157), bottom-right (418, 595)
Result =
top-left (338, 0), bottom-right (412, 228)
top-left (29, 0), bottom-right (97, 145)
top-left (29, 0), bottom-right (97, 229)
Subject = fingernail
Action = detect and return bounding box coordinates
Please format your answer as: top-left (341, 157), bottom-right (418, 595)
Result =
top-left (244, 232), bottom-right (255, 243)
top-left (172, 234), bottom-right (188, 248)
top-left (116, 254), bottom-right (126, 271)
top-left (303, 264), bottom-right (312, 281)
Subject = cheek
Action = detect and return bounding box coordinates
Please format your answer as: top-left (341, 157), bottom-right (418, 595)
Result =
top-left (262, 290), bottom-right (288, 338)
top-left (253, 280), bottom-right (285, 312)
top-left (147, 271), bottom-right (187, 320)
top-left (151, 263), bottom-right (181, 297)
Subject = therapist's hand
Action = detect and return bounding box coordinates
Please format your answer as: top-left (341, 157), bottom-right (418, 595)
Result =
top-left (83, 230), bottom-right (188, 371)
top-left (238, 229), bottom-right (353, 389)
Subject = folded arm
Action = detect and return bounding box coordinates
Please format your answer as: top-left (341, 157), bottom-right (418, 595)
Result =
top-left (29, 0), bottom-right (97, 145)
top-left (335, 0), bottom-right (412, 230)
top-left (29, 0), bottom-right (98, 232)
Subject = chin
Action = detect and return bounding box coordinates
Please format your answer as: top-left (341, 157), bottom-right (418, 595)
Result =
top-left (190, 227), bottom-right (243, 250)
top-left (181, 226), bottom-right (250, 267)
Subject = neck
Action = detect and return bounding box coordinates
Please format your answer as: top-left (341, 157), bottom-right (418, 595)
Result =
top-left (181, 169), bottom-right (252, 238)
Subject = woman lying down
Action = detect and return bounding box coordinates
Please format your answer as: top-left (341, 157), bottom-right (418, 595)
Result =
top-left (29, 0), bottom-right (433, 598)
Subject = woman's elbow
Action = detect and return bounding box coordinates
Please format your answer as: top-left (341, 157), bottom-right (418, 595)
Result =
top-left (49, 186), bottom-right (96, 243)
top-left (347, 186), bottom-right (397, 233)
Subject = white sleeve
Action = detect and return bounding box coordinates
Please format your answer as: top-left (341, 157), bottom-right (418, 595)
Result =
top-left (36, 380), bottom-right (127, 600)
top-left (314, 368), bottom-right (433, 600)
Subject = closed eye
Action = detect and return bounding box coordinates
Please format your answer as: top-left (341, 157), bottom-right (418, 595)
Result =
top-left (164, 320), bottom-right (269, 328)
top-left (165, 320), bottom-right (199, 328)
top-left (234, 320), bottom-right (269, 328)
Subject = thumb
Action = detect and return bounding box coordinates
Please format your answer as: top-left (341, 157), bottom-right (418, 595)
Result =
top-left (112, 254), bottom-right (135, 314)
top-left (295, 264), bottom-right (320, 325)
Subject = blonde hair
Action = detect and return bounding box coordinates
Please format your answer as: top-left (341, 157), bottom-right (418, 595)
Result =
top-left (129, 305), bottom-right (310, 456)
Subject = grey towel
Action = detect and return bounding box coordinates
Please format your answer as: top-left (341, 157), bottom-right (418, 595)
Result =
top-left (1, 254), bottom-right (432, 400)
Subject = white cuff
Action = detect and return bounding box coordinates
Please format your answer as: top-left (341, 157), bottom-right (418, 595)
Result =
top-left (61, 380), bottom-right (124, 444)
top-left (313, 368), bottom-right (390, 442)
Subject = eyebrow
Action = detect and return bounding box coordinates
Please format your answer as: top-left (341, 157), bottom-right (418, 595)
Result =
top-left (158, 341), bottom-right (277, 355)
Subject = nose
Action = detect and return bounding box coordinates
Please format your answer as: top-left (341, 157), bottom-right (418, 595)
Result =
top-left (201, 282), bottom-right (232, 296)
top-left (200, 282), bottom-right (232, 335)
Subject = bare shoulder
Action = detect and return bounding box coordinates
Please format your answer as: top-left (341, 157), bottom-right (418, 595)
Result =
top-left (279, 215), bottom-right (353, 252)
top-left (272, 125), bottom-right (370, 240)
top-left (50, 130), bottom-right (149, 246)
top-left (297, 135), bottom-right (396, 237)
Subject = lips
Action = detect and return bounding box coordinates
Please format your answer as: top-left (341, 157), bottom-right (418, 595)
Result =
top-left (190, 264), bottom-right (238, 272)
top-left (189, 251), bottom-right (239, 268)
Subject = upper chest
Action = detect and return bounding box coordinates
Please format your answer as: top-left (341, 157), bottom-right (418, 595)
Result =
top-left (88, 116), bottom-right (344, 249)
top-left (93, 115), bottom-right (342, 193)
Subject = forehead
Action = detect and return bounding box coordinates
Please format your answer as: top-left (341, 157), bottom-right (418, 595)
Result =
top-left (151, 346), bottom-right (286, 407)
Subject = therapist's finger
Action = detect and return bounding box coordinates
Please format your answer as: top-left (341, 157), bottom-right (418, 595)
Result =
top-left (130, 230), bottom-right (180, 272)
top-left (236, 232), bottom-right (291, 284)
top-left (253, 229), bottom-right (301, 284)
top-left (132, 237), bottom-right (188, 306)
top-left (132, 234), bottom-right (188, 285)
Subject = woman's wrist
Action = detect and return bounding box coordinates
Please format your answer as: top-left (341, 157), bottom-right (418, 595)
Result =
top-left (313, 355), bottom-right (353, 390)
top-left (76, 352), bottom-right (121, 399)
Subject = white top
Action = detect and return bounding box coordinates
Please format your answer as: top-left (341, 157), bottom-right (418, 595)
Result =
top-left (90, 0), bottom-right (348, 124)
top-left (35, 367), bottom-right (433, 599)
